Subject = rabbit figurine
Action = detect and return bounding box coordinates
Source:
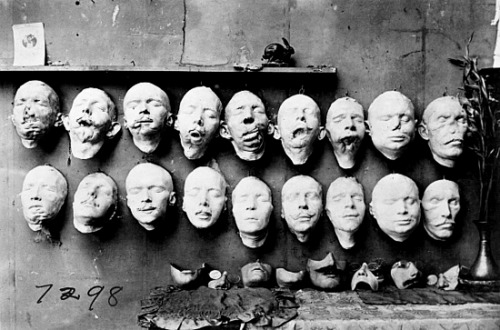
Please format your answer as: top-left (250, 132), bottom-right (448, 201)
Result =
top-left (262, 37), bottom-right (295, 66)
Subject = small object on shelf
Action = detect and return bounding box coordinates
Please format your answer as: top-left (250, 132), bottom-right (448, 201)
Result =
top-left (262, 37), bottom-right (294, 67)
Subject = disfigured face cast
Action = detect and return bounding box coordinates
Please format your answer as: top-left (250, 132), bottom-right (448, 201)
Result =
top-left (367, 91), bottom-right (416, 160)
top-left (175, 87), bottom-right (222, 159)
top-left (422, 179), bottom-right (460, 241)
top-left (391, 260), bottom-right (422, 289)
top-left (241, 260), bottom-right (273, 288)
top-left (126, 163), bottom-right (176, 231)
top-left (183, 166), bottom-right (227, 229)
top-left (123, 82), bottom-right (171, 154)
top-left (370, 174), bottom-right (421, 242)
top-left (281, 175), bottom-right (323, 243)
top-left (232, 176), bottom-right (274, 248)
top-left (21, 165), bottom-right (67, 231)
top-left (220, 91), bottom-right (273, 161)
top-left (274, 94), bottom-right (326, 165)
top-left (325, 177), bottom-right (366, 250)
top-left (325, 97), bottom-right (366, 169)
top-left (307, 252), bottom-right (344, 291)
top-left (351, 263), bottom-right (380, 291)
top-left (63, 88), bottom-right (121, 159)
top-left (12, 80), bottom-right (61, 149)
top-left (72, 172), bottom-right (118, 234)
top-left (418, 96), bottom-right (468, 168)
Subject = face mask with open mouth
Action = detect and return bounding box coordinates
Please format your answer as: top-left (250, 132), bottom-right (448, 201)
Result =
top-left (391, 260), bottom-right (422, 289)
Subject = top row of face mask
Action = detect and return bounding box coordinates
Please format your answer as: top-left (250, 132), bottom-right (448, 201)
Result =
top-left (11, 81), bottom-right (468, 168)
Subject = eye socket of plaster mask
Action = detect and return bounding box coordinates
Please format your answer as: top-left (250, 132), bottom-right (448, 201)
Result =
top-left (307, 252), bottom-right (344, 290)
top-left (175, 86), bottom-right (222, 159)
top-left (241, 260), bottom-right (273, 288)
top-left (11, 80), bottom-right (61, 149)
top-left (351, 262), bottom-right (379, 291)
top-left (391, 260), bottom-right (422, 289)
top-left (123, 82), bottom-right (171, 154)
top-left (325, 97), bottom-right (365, 169)
top-left (276, 268), bottom-right (306, 289)
top-left (126, 163), bottom-right (176, 231)
top-left (21, 165), bottom-right (68, 231)
top-left (220, 91), bottom-right (272, 161)
top-left (325, 177), bottom-right (366, 249)
top-left (274, 94), bottom-right (325, 165)
top-left (418, 96), bottom-right (468, 168)
top-left (62, 88), bottom-right (121, 160)
top-left (366, 91), bottom-right (416, 160)
top-left (72, 172), bottom-right (117, 234)
top-left (170, 263), bottom-right (205, 288)
top-left (370, 174), bottom-right (421, 242)
top-left (182, 166), bottom-right (227, 229)
top-left (281, 175), bottom-right (323, 243)
top-left (422, 179), bottom-right (460, 241)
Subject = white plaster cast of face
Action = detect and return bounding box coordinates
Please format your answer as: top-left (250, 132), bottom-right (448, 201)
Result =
top-left (232, 176), bottom-right (273, 248)
top-left (275, 268), bottom-right (306, 289)
top-left (281, 175), bottom-right (323, 243)
top-left (370, 174), bottom-right (421, 242)
top-left (182, 166), bottom-right (227, 229)
top-left (391, 260), bottom-right (421, 289)
top-left (126, 163), bottom-right (176, 231)
top-left (325, 177), bottom-right (366, 250)
top-left (351, 263), bottom-right (379, 291)
top-left (11, 80), bottom-right (62, 149)
top-left (123, 82), bottom-right (171, 154)
top-left (21, 165), bottom-right (67, 231)
top-left (325, 97), bottom-right (366, 169)
top-left (274, 94), bottom-right (326, 165)
top-left (72, 172), bottom-right (118, 234)
top-left (367, 91), bottom-right (416, 160)
top-left (307, 252), bottom-right (343, 290)
top-left (422, 179), bottom-right (460, 241)
top-left (175, 87), bottom-right (222, 159)
top-left (241, 260), bottom-right (273, 288)
top-left (220, 91), bottom-right (274, 161)
top-left (63, 88), bottom-right (121, 159)
top-left (418, 96), bottom-right (468, 168)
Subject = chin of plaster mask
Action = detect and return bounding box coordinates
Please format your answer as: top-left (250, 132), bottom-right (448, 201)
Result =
top-left (351, 263), bottom-right (379, 291)
top-left (123, 82), bottom-right (171, 154)
top-left (72, 172), bottom-right (118, 234)
top-left (11, 80), bottom-right (62, 149)
top-left (391, 260), bottom-right (422, 289)
top-left (274, 94), bottom-right (325, 165)
top-left (325, 97), bottom-right (365, 169)
top-left (367, 91), bottom-right (416, 161)
top-left (220, 91), bottom-right (273, 161)
top-left (307, 252), bottom-right (344, 290)
top-left (182, 166), bottom-right (227, 229)
top-left (437, 264), bottom-right (460, 291)
top-left (418, 96), bottom-right (468, 168)
top-left (281, 175), bottom-right (323, 243)
top-left (170, 263), bottom-right (205, 288)
top-left (63, 88), bottom-right (121, 159)
top-left (276, 268), bottom-right (306, 289)
top-left (241, 260), bottom-right (273, 288)
top-left (175, 86), bottom-right (222, 159)
top-left (21, 165), bottom-right (68, 232)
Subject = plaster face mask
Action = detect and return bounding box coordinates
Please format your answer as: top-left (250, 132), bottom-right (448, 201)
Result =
top-left (126, 163), bottom-right (176, 231)
top-left (232, 176), bottom-right (273, 248)
top-left (422, 179), bottom-right (460, 241)
top-left (281, 175), bottom-right (323, 243)
top-left (182, 166), bottom-right (227, 229)
top-left (220, 91), bottom-right (273, 161)
top-left (325, 177), bottom-right (366, 250)
top-left (170, 263), bottom-right (205, 289)
top-left (391, 260), bottom-right (422, 289)
top-left (370, 174), bottom-right (421, 242)
top-left (307, 252), bottom-right (344, 290)
top-left (175, 86), bottom-right (222, 159)
top-left (73, 172), bottom-right (118, 234)
top-left (63, 88), bottom-right (121, 159)
top-left (21, 165), bottom-right (68, 231)
top-left (123, 82), bottom-right (171, 154)
top-left (351, 262), bottom-right (379, 291)
top-left (11, 81), bottom-right (62, 149)
top-left (367, 91), bottom-right (416, 160)
top-left (241, 260), bottom-right (273, 288)
top-left (418, 96), bottom-right (468, 168)
top-left (325, 97), bottom-right (366, 169)
top-left (275, 268), bottom-right (306, 289)
top-left (274, 94), bottom-right (326, 165)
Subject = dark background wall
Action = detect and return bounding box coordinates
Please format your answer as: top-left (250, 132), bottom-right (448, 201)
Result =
top-left (1, 1), bottom-right (499, 329)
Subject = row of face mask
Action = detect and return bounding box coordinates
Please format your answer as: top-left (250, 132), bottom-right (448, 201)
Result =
top-left (12, 81), bottom-right (468, 168)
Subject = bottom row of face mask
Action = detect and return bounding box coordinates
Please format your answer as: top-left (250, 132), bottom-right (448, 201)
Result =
top-left (168, 252), bottom-right (462, 292)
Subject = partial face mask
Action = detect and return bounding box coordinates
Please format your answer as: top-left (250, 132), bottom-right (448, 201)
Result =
top-left (391, 260), bottom-right (422, 289)
top-left (351, 261), bottom-right (384, 291)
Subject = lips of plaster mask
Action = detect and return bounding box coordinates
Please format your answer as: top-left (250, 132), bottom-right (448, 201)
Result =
top-left (351, 263), bottom-right (379, 291)
top-left (276, 268), bottom-right (306, 289)
top-left (241, 260), bottom-right (273, 288)
top-left (390, 260), bottom-right (422, 289)
top-left (170, 263), bottom-right (205, 288)
top-left (307, 252), bottom-right (344, 290)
